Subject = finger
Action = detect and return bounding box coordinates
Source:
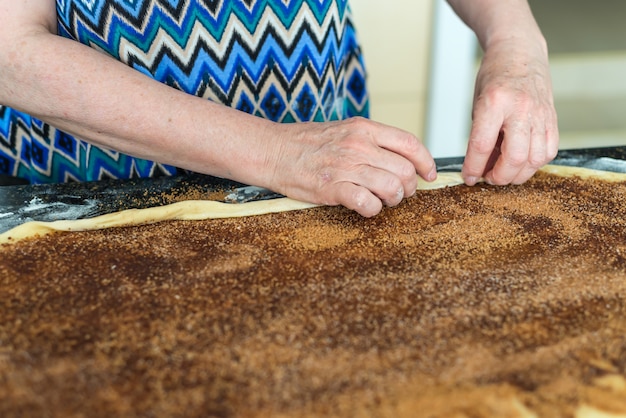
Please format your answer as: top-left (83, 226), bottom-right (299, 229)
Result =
top-left (482, 132), bottom-right (504, 175)
top-left (350, 163), bottom-right (409, 207)
top-left (462, 103), bottom-right (504, 186)
top-left (545, 108), bottom-right (560, 161)
top-left (317, 129), bottom-right (419, 201)
top-left (363, 146), bottom-right (420, 199)
top-left (511, 118), bottom-right (548, 184)
top-left (320, 156), bottom-right (409, 208)
top-left (484, 116), bottom-right (531, 185)
top-left (367, 121), bottom-right (437, 182)
top-left (331, 182), bottom-right (383, 218)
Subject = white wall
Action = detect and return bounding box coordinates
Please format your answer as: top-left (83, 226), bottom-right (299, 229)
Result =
top-left (423, 0), bottom-right (476, 157)
top-left (349, 0), bottom-right (434, 138)
top-left (350, 0), bottom-right (476, 158)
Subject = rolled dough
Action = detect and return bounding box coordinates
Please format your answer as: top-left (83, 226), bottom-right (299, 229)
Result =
top-left (1, 165), bottom-right (625, 244)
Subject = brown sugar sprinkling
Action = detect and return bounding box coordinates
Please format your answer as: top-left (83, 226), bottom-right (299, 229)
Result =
top-left (1, 172), bottom-right (626, 417)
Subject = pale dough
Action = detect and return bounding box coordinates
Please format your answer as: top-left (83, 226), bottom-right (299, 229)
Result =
top-left (0, 196), bottom-right (318, 244)
top-left (2, 165), bottom-right (626, 245)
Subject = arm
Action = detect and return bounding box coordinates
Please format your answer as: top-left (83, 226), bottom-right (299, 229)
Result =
top-left (0, 0), bottom-right (436, 217)
top-left (446, 0), bottom-right (559, 185)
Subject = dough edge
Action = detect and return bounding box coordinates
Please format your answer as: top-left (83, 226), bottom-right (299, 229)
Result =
top-left (2, 164), bottom-right (625, 245)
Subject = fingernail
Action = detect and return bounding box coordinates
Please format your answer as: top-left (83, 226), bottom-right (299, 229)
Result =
top-left (465, 176), bottom-right (478, 186)
top-left (428, 166), bottom-right (437, 182)
top-left (397, 186), bottom-right (405, 199)
top-left (388, 187), bottom-right (404, 207)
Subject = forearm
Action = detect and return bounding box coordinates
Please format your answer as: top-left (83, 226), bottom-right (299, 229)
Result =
top-left (446, 0), bottom-right (546, 54)
top-left (0, 28), bottom-right (277, 186)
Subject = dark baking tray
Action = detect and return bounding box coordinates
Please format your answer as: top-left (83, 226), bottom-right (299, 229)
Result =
top-left (1, 146), bottom-right (625, 234)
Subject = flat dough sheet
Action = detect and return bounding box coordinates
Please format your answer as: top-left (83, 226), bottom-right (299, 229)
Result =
top-left (2, 165), bottom-right (626, 245)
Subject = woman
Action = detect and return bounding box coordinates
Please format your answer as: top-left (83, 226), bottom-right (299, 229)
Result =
top-left (0, 0), bottom-right (558, 217)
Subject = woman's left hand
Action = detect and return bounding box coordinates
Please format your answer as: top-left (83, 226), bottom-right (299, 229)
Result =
top-left (462, 37), bottom-right (559, 186)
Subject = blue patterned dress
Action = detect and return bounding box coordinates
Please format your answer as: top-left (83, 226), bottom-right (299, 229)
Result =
top-left (0, 0), bottom-right (369, 183)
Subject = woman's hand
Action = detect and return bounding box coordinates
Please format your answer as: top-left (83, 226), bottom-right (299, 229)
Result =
top-left (462, 37), bottom-right (559, 186)
top-left (446, 0), bottom-right (560, 186)
top-left (267, 117), bottom-right (437, 217)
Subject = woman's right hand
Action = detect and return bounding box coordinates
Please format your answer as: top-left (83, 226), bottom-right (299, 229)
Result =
top-left (264, 117), bottom-right (437, 217)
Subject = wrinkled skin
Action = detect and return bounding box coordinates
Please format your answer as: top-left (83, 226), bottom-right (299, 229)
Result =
top-left (269, 117), bottom-right (437, 218)
top-left (463, 38), bottom-right (559, 186)
top-left (446, 0), bottom-right (559, 187)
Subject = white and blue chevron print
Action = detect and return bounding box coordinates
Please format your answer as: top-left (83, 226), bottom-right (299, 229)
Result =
top-left (0, 0), bottom-right (369, 183)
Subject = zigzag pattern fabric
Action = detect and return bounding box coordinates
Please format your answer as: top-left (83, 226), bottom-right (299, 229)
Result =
top-left (0, 0), bottom-right (369, 183)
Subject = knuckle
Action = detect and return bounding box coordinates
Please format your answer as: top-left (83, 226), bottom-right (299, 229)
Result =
top-left (477, 86), bottom-right (534, 118)
top-left (386, 176), bottom-right (403, 194)
top-left (347, 115), bottom-right (367, 124)
top-left (505, 152), bottom-right (527, 168)
top-left (476, 86), bottom-right (509, 109)
top-left (528, 152), bottom-right (546, 168)
top-left (398, 160), bottom-right (417, 183)
top-left (468, 136), bottom-right (496, 155)
top-left (351, 187), bottom-right (370, 209)
top-left (546, 140), bottom-right (559, 161)
top-left (349, 189), bottom-right (381, 217)
top-left (343, 116), bottom-right (370, 133)
top-left (381, 179), bottom-right (404, 206)
top-left (399, 133), bottom-right (421, 153)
